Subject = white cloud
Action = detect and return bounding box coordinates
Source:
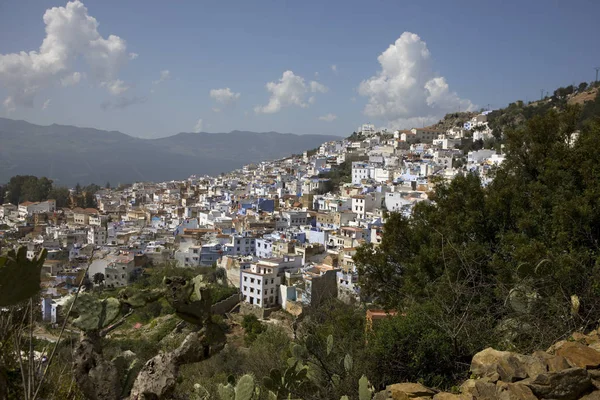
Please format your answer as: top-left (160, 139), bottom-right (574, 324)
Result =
top-left (319, 113), bottom-right (337, 122)
top-left (3, 97), bottom-right (15, 113)
top-left (209, 87), bottom-right (241, 104)
top-left (42, 99), bottom-right (51, 110)
top-left (0, 0), bottom-right (130, 109)
top-left (308, 96), bottom-right (316, 105)
top-left (128, 52), bottom-right (138, 60)
top-left (358, 32), bottom-right (475, 128)
top-left (314, 71), bottom-right (319, 77)
top-left (254, 70), bottom-right (327, 114)
top-left (212, 107), bottom-right (221, 113)
top-left (350, 96), bottom-right (357, 102)
top-left (310, 81), bottom-right (328, 93)
top-left (193, 118), bottom-right (203, 133)
top-left (61, 72), bottom-right (83, 87)
top-left (101, 79), bottom-right (129, 95)
top-left (331, 64), bottom-right (337, 73)
top-left (153, 69), bottom-right (170, 85)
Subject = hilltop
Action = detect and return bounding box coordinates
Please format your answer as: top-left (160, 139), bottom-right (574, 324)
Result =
top-left (0, 118), bottom-right (339, 186)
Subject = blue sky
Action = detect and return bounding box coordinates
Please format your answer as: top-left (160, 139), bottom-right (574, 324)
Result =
top-left (0, 0), bottom-right (599, 138)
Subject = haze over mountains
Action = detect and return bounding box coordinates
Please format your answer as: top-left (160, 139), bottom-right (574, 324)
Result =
top-left (0, 118), bottom-right (338, 186)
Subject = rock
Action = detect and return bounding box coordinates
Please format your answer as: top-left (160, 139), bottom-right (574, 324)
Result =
top-left (581, 391), bottom-right (600, 400)
top-left (495, 382), bottom-right (537, 400)
top-left (547, 355), bottom-right (572, 372)
top-left (572, 332), bottom-right (588, 343)
top-left (470, 348), bottom-right (544, 383)
top-left (386, 383), bottom-right (436, 399)
top-left (589, 342), bottom-right (600, 353)
top-left (460, 379), bottom-right (496, 400)
top-left (556, 342), bottom-right (600, 369)
top-left (585, 333), bottom-right (600, 345)
top-left (433, 393), bottom-right (473, 400)
top-left (590, 370), bottom-right (600, 379)
top-left (524, 367), bottom-right (592, 400)
top-left (547, 340), bottom-right (568, 355)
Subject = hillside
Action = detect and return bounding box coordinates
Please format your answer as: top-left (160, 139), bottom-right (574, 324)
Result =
top-left (0, 118), bottom-right (338, 186)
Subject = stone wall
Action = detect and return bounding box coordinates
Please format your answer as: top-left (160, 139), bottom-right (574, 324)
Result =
top-left (211, 292), bottom-right (242, 315)
top-left (375, 329), bottom-right (600, 400)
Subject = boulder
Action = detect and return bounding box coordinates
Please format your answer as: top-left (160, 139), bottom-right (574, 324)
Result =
top-left (547, 340), bottom-right (568, 355)
top-left (433, 393), bottom-right (473, 400)
top-left (556, 342), bottom-right (600, 369)
top-left (546, 355), bottom-right (572, 372)
top-left (495, 382), bottom-right (537, 400)
top-left (460, 379), bottom-right (496, 400)
top-left (470, 348), bottom-right (544, 383)
top-left (386, 383), bottom-right (435, 399)
top-left (524, 367), bottom-right (592, 400)
top-left (589, 342), bottom-right (600, 353)
top-left (571, 332), bottom-right (588, 343)
top-left (581, 391), bottom-right (600, 400)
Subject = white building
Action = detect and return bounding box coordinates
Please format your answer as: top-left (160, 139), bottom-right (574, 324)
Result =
top-left (351, 162), bottom-right (370, 185)
top-left (87, 226), bottom-right (107, 247)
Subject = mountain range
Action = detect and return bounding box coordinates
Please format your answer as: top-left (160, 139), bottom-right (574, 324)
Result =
top-left (0, 118), bottom-right (338, 186)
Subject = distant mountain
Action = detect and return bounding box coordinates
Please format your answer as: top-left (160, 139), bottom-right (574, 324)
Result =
top-left (0, 118), bottom-right (339, 186)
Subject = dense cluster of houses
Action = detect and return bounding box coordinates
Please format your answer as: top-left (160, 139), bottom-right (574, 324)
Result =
top-left (0, 111), bottom-right (503, 319)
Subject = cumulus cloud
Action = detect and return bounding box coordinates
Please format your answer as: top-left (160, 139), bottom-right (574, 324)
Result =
top-left (319, 113), bottom-right (337, 122)
top-left (209, 87), bottom-right (241, 105)
top-left (0, 0), bottom-right (131, 110)
top-left (358, 32), bottom-right (475, 128)
top-left (153, 70), bottom-right (170, 85)
top-left (331, 65), bottom-right (337, 73)
top-left (42, 99), bottom-right (51, 110)
top-left (193, 119), bottom-right (203, 133)
top-left (254, 71), bottom-right (328, 114)
top-left (128, 52), bottom-right (138, 60)
top-left (310, 81), bottom-right (328, 93)
top-left (101, 79), bottom-right (129, 95)
top-left (61, 72), bottom-right (83, 87)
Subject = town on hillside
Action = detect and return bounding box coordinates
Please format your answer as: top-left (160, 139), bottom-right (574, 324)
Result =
top-left (0, 110), bottom-right (502, 319)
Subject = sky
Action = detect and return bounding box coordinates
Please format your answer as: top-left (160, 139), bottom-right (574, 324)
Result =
top-left (0, 0), bottom-right (599, 138)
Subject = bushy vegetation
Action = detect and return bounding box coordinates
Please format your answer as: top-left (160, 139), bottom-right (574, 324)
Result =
top-left (0, 175), bottom-right (103, 208)
top-left (355, 104), bottom-right (600, 388)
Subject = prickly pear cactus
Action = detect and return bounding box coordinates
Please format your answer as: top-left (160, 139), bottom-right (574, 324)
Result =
top-left (68, 293), bottom-right (121, 331)
top-left (119, 287), bottom-right (164, 308)
top-left (234, 374), bottom-right (255, 400)
top-left (0, 246), bottom-right (47, 306)
top-left (217, 383), bottom-right (235, 400)
top-left (358, 375), bottom-right (373, 400)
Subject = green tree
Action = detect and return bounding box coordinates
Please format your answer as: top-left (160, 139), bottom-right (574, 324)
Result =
top-left (355, 106), bottom-right (600, 387)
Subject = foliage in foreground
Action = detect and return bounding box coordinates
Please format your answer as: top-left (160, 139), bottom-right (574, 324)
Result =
top-left (355, 105), bottom-right (600, 387)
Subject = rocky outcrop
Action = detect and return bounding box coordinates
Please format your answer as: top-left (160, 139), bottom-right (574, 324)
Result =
top-left (376, 329), bottom-right (600, 400)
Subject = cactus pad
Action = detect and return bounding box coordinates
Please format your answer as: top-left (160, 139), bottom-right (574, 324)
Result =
top-left (234, 374), bottom-right (255, 400)
top-left (0, 246), bottom-right (47, 306)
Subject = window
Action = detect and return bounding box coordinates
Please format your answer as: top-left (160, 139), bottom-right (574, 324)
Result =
top-left (257, 298), bottom-right (260, 304)
top-left (244, 276), bottom-right (247, 282)
top-left (244, 286), bottom-right (247, 291)
top-left (250, 278), bottom-right (255, 283)
top-left (257, 290), bottom-right (261, 295)
top-left (250, 288), bottom-right (254, 293)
